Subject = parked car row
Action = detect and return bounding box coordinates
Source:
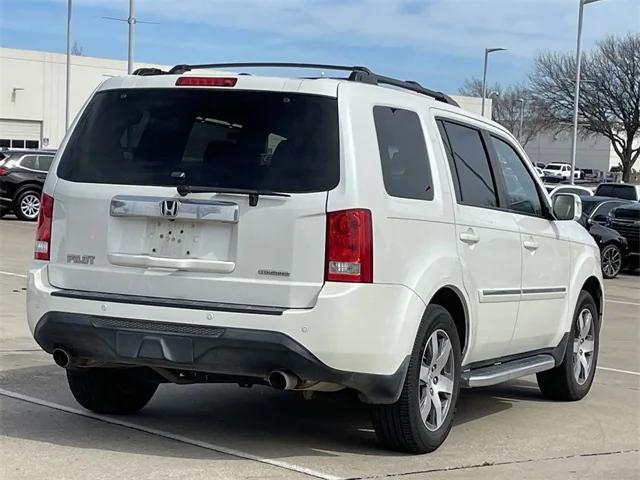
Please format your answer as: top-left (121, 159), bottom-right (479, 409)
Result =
top-left (535, 161), bottom-right (609, 184)
top-left (0, 148), bottom-right (56, 220)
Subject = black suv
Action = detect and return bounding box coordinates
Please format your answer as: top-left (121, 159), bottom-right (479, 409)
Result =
top-left (579, 196), bottom-right (630, 278)
top-left (0, 149), bottom-right (56, 220)
top-left (608, 202), bottom-right (640, 269)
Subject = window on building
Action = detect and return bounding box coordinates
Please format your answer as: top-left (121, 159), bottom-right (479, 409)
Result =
top-left (25, 140), bottom-right (40, 149)
top-left (440, 121), bottom-right (498, 208)
top-left (11, 140), bottom-right (25, 148)
top-left (0, 139), bottom-right (10, 148)
top-left (373, 106), bottom-right (434, 201)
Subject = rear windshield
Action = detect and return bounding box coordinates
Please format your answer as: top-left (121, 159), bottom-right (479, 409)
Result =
top-left (545, 165), bottom-right (562, 170)
top-left (58, 89), bottom-right (340, 192)
top-left (596, 184), bottom-right (636, 200)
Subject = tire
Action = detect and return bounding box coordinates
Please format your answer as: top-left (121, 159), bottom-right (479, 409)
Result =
top-left (13, 189), bottom-right (41, 221)
top-left (537, 291), bottom-right (599, 401)
top-left (0, 205), bottom-right (7, 218)
top-left (370, 305), bottom-right (461, 453)
top-left (67, 367), bottom-right (159, 414)
top-left (601, 244), bottom-right (623, 279)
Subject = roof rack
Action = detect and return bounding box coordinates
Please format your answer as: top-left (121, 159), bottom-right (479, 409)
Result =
top-left (135, 62), bottom-right (459, 107)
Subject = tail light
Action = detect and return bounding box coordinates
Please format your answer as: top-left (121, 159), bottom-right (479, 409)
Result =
top-left (176, 77), bottom-right (237, 87)
top-left (325, 209), bottom-right (373, 283)
top-left (34, 193), bottom-right (54, 260)
top-left (0, 167), bottom-right (8, 176)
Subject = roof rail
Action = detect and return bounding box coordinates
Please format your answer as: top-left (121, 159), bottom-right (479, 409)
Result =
top-left (138, 62), bottom-right (459, 106)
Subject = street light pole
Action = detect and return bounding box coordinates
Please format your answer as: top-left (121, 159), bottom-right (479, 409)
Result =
top-left (518, 98), bottom-right (525, 141)
top-left (569, 0), bottom-right (605, 185)
top-left (481, 47), bottom-right (506, 117)
top-left (127, 0), bottom-right (135, 74)
top-left (65, 0), bottom-right (72, 130)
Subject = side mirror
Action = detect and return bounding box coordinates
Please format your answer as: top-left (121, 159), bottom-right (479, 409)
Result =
top-left (553, 193), bottom-right (582, 221)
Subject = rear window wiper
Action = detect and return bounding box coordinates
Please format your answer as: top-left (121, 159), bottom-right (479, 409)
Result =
top-left (176, 185), bottom-right (291, 207)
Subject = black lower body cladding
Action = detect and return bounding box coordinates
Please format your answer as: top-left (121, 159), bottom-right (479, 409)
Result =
top-left (34, 311), bottom-right (409, 404)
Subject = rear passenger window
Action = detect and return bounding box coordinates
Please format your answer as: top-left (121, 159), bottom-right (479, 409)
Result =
top-left (440, 121), bottom-right (498, 208)
top-left (373, 106), bottom-right (434, 201)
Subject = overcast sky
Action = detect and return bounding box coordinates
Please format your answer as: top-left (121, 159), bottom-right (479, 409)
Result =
top-left (1, 0), bottom-right (638, 92)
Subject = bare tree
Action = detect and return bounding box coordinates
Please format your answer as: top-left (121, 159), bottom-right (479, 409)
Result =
top-left (71, 41), bottom-right (84, 56)
top-left (530, 34), bottom-right (640, 181)
top-left (459, 78), bottom-right (549, 147)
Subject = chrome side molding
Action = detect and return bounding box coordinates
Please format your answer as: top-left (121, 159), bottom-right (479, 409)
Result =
top-left (110, 195), bottom-right (239, 223)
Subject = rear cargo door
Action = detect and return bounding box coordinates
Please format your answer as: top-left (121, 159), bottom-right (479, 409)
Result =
top-left (48, 86), bottom-right (340, 309)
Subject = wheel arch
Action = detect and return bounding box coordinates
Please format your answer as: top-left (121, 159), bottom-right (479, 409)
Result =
top-left (581, 275), bottom-right (603, 324)
top-left (14, 182), bottom-right (44, 198)
top-left (427, 286), bottom-right (469, 356)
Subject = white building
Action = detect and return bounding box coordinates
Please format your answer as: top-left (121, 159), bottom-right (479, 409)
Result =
top-left (1, 47), bottom-right (491, 151)
top-left (525, 131), bottom-right (621, 172)
top-left (0, 47), bottom-right (163, 149)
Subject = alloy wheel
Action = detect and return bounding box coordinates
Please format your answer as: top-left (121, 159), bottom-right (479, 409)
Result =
top-left (20, 193), bottom-right (40, 220)
top-left (573, 308), bottom-right (595, 385)
top-left (419, 329), bottom-right (455, 431)
top-left (601, 245), bottom-right (622, 278)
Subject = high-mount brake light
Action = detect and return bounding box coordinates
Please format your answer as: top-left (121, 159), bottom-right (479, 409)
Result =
top-left (325, 209), bottom-right (373, 283)
top-left (175, 77), bottom-right (238, 87)
top-left (34, 193), bottom-right (54, 260)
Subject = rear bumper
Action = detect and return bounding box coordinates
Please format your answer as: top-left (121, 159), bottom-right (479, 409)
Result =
top-left (34, 311), bottom-right (409, 403)
top-left (27, 263), bottom-right (426, 403)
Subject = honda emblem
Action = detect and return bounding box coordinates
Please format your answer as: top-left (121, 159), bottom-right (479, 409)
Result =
top-left (160, 199), bottom-right (180, 218)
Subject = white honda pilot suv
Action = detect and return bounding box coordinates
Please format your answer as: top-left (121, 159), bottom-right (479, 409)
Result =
top-left (27, 63), bottom-right (603, 453)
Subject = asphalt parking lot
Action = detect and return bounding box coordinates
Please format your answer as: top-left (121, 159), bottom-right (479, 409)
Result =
top-left (0, 217), bottom-right (638, 480)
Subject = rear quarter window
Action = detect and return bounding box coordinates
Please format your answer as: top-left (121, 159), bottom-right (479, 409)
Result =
top-left (18, 155), bottom-right (38, 170)
top-left (373, 106), bottom-right (434, 201)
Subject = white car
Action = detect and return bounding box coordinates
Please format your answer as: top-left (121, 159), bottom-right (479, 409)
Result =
top-left (543, 162), bottom-right (573, 179)
top-left (27, 63), bottom-right (603, 453)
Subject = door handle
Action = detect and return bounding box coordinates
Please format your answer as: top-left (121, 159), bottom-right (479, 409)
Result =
top-left (459, 230), bottom-right (480, 245)
top-left (523, 238), bottom-right (539, 251)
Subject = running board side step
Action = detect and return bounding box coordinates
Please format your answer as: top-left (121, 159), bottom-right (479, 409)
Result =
top-left (461, 354), bottom-right (556, 388)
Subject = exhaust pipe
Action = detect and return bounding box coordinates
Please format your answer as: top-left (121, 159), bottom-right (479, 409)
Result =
top-left (268, 370), bottom-right (301, 390)
top-left (52, 348), bottom-right (71, 368)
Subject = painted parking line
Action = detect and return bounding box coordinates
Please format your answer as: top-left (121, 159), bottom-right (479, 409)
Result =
top-left (606, 300), bottom-right (640, 307)
top-left (597, 366), bottom-right (640, 376)
top-left (0, 271), bottom-right (27, 278)
top-left (0, 388), bottom-right (343, 480)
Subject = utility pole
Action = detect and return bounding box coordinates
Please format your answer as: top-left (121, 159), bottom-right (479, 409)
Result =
top-left (102, 0), bottom-right (157, 75)
top-left (127, 0), bottom-right (135, 74)
top-left (65, 0), bottom-right (72, 130)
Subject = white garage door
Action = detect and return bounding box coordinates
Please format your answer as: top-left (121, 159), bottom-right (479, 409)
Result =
top-left (0, 119), bottom-right (42, 149)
